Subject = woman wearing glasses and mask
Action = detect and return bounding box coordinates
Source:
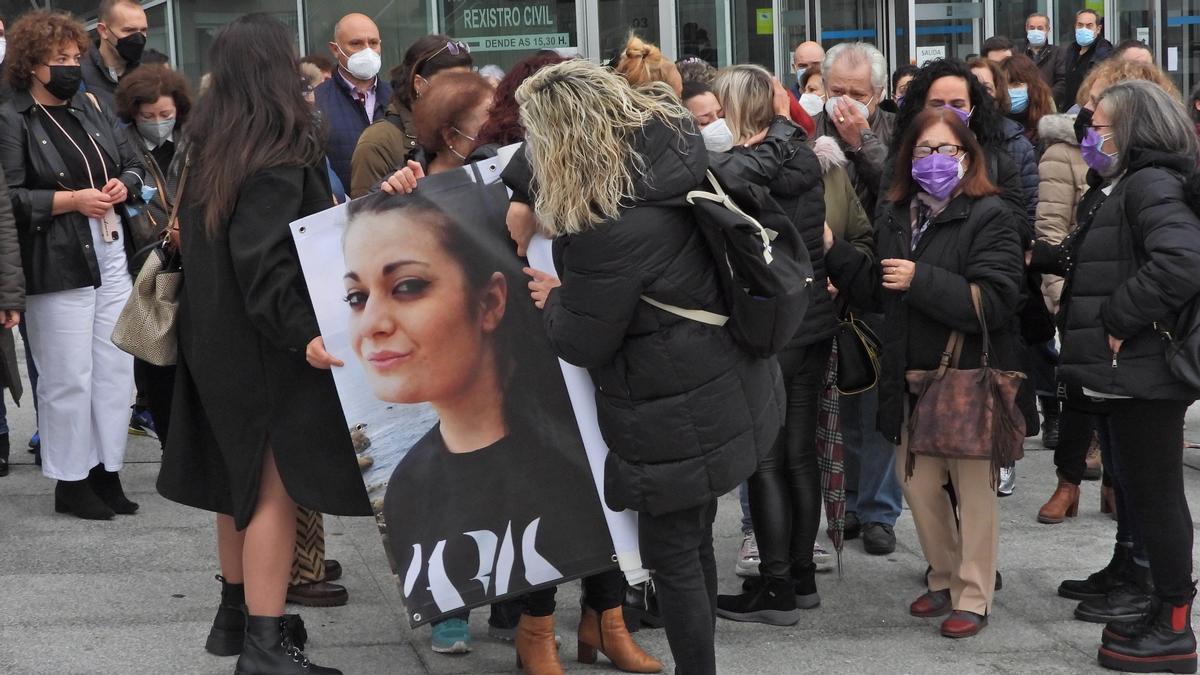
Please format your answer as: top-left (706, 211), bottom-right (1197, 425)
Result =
top-left (826, 107), bottom-right (1024, 639)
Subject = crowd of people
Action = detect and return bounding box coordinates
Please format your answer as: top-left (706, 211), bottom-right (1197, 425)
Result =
top-left (0, 0), bottom-right (1197, 673)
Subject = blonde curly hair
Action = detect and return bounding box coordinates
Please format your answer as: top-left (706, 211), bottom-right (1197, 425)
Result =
top-left (516, 59), bottom-right (691, 235)
top-left (615, 34), bottom-right (682, 95)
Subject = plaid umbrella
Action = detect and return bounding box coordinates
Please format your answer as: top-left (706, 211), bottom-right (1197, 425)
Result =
top-left (815, 342), bottom-right (846, 574)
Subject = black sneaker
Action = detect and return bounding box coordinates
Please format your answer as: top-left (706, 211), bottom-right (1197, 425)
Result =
top-left (717, 576), bottom-right (800, 626)
top-left (862, 522), bottom-right (896, 555)
top-left (1075, 565), bottom-right (1154, 624)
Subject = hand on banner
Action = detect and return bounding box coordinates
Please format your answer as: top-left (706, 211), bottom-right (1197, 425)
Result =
top-left (1, 310), bottom-right (19, 330)
top-left (880, 258), bottom-right (915, 291)
top-left (381, 160), bottom-right (425, 195)
top-left (73, 188), bottom-right (113, 219)
top-left (101, 178), bottom-right (128, 204)
top-left (306, 336), bottom-right (344, 369)
top-left (525, 267), bottom-right (561, 309)
top-left (506, 202), bottom-right (538, 256)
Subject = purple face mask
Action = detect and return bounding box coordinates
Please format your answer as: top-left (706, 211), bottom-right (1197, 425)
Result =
top-left (942, 104), bottom-right (972, 124)
top-left (1080, 128), bottom-right (1116, 173)
top-left (911, 153), bottom-right (965, 201)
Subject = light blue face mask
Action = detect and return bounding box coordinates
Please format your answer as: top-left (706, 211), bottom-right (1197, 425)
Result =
top-left (1076, 27), bottom-right (1097, 47)
top-left (1008, 88), bottom-right (1029, 114)
top-left (1027, 29), bottom-right (1047, 47)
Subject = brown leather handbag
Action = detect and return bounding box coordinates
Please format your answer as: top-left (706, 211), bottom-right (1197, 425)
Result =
top-left (903, 284), bottom-right (1026, 485)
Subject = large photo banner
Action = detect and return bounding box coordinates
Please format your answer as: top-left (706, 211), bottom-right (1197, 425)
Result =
top-left (291, 155), bottom-right (632, 627)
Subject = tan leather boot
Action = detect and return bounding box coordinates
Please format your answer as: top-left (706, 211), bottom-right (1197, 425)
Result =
top-left (577, 606), bottom-right (663, 673)
top-left (1037, 477), bottom-right (1080, 524)
top-left (516, 614), bottom-right (563, 675)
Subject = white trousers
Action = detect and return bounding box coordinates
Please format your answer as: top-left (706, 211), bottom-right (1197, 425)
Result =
top-left (25, 217), bottom-right (134, 481)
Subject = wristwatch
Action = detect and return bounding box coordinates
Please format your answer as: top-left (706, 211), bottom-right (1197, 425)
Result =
top-left (851, 130), bottom-right (877, 153)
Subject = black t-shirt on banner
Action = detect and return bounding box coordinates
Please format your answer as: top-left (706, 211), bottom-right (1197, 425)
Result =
top-left (38, 104), bottom-right (112, 190)
top-left (383, 425), bottom-right (614, 624)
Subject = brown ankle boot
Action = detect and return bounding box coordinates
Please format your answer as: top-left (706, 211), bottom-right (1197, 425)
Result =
top-left (515, 614), bottom-right (563, 675)
top-left (577, 606), bottom-right (663, 673)
top-left (1037, 477), bottom-right (1080, 524)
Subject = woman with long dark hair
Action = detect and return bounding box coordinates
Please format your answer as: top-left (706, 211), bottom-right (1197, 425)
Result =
top-left (156, 14), bottom-right (369, 674)
top-left (1001, 55), bottom-right (1055, 150)
top-left (349, 35), bottom-right (472, 198)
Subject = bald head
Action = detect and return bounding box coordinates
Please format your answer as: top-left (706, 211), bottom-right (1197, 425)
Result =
top-left (793, 41), bottom-right (825, 72)
top-left (329, 13), bottom-right (382, 83)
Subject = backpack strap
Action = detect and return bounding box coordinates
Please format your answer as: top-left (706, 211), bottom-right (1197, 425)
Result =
top-left (686, 170), bottom-right (777, 264)
top-left (640, 295), bottom-right (729, 326)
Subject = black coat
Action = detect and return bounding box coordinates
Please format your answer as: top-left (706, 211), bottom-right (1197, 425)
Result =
top-left (80, 43), bottom-right (133, 110)
top-left (1055, 149), bottom-right (1200, 401)
top-left (1000, 117), bottom-right (1039, 235)
top-left (1024, 43), bottom-right (1069, 110)
top-left (713, 116), bottom-right (835, 348)
top-left (157, 164), bottom-right (371, 529)
top-left (532, 120), bottom-right (785, 516)
top-left (0, 89), bottom-right (145, 295)
top-left (825, 192), bottom-right (1026, 442)
top-left (1064, 39), bottom-right (1114, 115)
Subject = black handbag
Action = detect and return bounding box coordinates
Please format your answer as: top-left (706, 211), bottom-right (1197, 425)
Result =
top-left (835, 310), bottom-right (882, 395)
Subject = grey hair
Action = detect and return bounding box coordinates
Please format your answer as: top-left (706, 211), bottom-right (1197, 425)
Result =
top-left (1098, 79), bottom-right (1200, 177)
top-left (822, 42), bottom-right (887, 94)
top-left (1026, 12), bottom-right (1048, 24)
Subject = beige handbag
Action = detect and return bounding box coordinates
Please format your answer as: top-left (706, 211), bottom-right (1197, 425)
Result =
top-left (112, 163), bottom-right (188, 366)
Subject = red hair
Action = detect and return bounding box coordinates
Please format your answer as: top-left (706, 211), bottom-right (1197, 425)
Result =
top-left (475, 52), bottom-right (567, 148)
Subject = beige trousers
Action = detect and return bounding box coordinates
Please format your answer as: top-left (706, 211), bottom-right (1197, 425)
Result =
top-left (896, 416), bottom-right (999, 616)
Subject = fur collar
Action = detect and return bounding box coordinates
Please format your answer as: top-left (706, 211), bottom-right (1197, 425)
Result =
top-left (1039, 114), bottom-right (1079, 147)
top-left (812, 136), bottom-right (847, 175)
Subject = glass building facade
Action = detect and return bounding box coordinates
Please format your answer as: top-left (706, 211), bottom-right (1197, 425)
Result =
top-left (4, 0), bottom-right (1199, 99)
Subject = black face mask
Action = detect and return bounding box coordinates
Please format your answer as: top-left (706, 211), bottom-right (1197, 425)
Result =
top-left (108, 31), bottom-right (146, 64)
top-left (41, 65), bottom-right (82, 101)
top-left (1074, 106), bottom-right (1094, 143)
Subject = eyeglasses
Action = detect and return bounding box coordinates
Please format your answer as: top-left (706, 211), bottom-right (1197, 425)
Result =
top-left (1089, 124), bottom-right (1112, 131)
top-left (913, 144), bottom-right (964, 159)
top-left (412, 40), bottom-right (470, 90)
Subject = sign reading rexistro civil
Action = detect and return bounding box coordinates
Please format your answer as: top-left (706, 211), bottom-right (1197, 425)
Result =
top-left (445, 0), bottom-right (575, 57)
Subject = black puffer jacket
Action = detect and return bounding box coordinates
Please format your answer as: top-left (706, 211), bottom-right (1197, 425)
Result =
top-left (825, 192), bottom-right (1026, 442)
top-left (713, 116), bottom-right (834, 348)
top-left (1000, 117), bottom-right (1039, 234)
top-left (1056, 149), bottom-right (1200, 401)
top-left (533, 120), bottom-right (785, 516)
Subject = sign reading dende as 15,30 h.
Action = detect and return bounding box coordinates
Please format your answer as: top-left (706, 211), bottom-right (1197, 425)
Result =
top-left (452, 1), bottom-right (571, 53)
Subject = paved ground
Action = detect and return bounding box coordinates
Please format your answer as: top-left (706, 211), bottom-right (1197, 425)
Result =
top-left (1, 352), bottom-right (1199, 673)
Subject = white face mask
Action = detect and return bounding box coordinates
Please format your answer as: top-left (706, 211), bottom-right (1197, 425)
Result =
top-left (338, 44), bottom-right (381, 81)
top-left (824, 95), bottom-right (872, 121)
top-left (799, 92), bottom-right (825, 117)
top-left (700, 118), bottom-right (734, 153)
top-left (0, 38), bottom-right (7, 64)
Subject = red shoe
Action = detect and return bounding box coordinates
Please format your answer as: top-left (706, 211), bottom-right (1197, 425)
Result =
top-left (941, 610), bottom-right (988, 638)
top-left (909, 589), bottom-right (952, 617)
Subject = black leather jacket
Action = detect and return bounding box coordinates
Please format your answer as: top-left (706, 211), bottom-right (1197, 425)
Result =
top-left (0, 89), bottom-right (145, 295)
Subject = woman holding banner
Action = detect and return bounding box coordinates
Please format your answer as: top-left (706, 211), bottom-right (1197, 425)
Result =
top-left (513, 59), bottom-right (784, 675)
top-left (156, 14), bottom-right (369, 674)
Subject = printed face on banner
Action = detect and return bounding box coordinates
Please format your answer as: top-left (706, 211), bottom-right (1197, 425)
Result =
top-left (291, 164), bottom-right (616, 626)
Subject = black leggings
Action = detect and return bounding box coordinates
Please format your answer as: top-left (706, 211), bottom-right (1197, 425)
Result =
top-left (1053, 404), bottom-right (1095, 485)
top-left (1104, 398), bottom-right (1192, 604)
top-left (748, 340), bottom-right (830, 579)
top-left (523, 569), bottom-right (626, 617)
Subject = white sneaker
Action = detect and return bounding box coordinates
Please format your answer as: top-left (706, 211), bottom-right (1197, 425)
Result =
top-left (734, 532), bottom-right (760, 577)
top-left (997, 465), bottom-right (1016, 497)
top-left (813, 542), bottom-right (834, 572)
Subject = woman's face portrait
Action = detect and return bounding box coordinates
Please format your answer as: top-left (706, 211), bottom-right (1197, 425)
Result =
top-left (343, 212), bottom-right (508, 406)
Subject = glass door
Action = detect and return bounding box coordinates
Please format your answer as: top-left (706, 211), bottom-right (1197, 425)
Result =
top-left (1164, 0), bottom-right (1200, 96)
top-left (596, 0), bottom-right (660, 61)
top-left (776, 0), bottom-right (809, 87)
top-left (909, 0), bottom-right (983, 66)
top-left (816, 0), bottom-right (878, 51)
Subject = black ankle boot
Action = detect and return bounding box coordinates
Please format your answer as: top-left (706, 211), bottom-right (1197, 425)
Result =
top-left (1075, 563), bottom-right (1154, 624)
top-left (1099, 590), bottom-right (1197, 674)
top-left (235, 615), bottom-right (339, 675)
top-left (54, 479), bottom-right (114, 520)
top-left (718, 575), bottom-right (801, 625)
top-left (206, 575), bottom-right (308, 656)
top-left (0, 433), bottom-right (9, 477)
top-left (1060, 544), bottom-right (1133, 600)
top-left (791, 561), bottom-right (821, 609)
top-left (87, 465), bottom-right (138, 514)
top-left (1040, 397), bottom-right (1060, 449)
top-left (207, 575), bottom-right (247, 656)
top-left (623, 579), bottom-right (663, 631)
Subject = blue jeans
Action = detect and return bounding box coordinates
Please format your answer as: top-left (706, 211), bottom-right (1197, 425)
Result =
top-left (842, 386), bottom-right (902, 526)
